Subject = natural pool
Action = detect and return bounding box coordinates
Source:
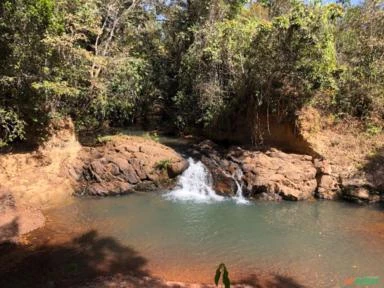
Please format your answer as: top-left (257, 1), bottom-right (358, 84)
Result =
top-left (41, 159), bottom-right (384, 287)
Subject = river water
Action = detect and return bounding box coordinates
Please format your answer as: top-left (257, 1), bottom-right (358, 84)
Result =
top-left (40, 158), bottom-right (384, 287)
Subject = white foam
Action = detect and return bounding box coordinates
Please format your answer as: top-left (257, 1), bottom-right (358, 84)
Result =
top-left (164, 158), bottom-right (225, 203)
top-left (232, 168), bottom-right (250, 205)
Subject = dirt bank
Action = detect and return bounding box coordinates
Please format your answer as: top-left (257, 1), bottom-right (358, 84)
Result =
top-left (0, 119), bottom-right (81, 209)
top-left (0, 119), bottom-right (188, 243)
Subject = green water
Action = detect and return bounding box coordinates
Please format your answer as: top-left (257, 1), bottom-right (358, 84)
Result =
top-left (44, 194), bottom-right (384, 287)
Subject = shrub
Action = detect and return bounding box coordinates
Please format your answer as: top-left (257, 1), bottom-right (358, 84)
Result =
top-left (0, 109), bottom-right (25, 147)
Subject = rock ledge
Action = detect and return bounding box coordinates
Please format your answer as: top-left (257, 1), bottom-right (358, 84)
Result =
top-left (71, 136), bottom-right (188, 196)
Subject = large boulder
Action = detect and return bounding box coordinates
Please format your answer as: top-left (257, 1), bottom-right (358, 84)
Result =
top-left (341, 176), bottom-right (382, 204)
top-left (71, 136), bottom-right (188, 196)
top-left (240, 149), bottom-right (317, 201)
top-left (317, 174), bottom-right (341, 200)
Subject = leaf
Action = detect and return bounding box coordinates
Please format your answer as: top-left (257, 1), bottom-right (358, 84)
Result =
top-left (215, 263), bottom-right (230, 288)
top-left (214, 265), bottom-right (222, 286)
top-left (223, 268), bottom-right (231, 288)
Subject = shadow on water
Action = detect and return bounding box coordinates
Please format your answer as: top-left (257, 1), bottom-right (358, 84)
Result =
top-left (0, 225), bottom-right (310, 288)
top-left (0, 229), bottom-right (183, 288)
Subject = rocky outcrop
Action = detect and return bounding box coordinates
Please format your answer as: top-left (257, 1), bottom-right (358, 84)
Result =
top-left (317, 174), bottom-right (341, 200)
top-left (313, 159), bottom-right (341, 200)
top-left (241, 149), bottom-right (317, 201)
top-left (71, 136), bottom-right (188, 196)
top-left (191, 141), bottom-right (318, 201)
top-left (341, 176), bottom-right (382, 204)
top-left (0, 188), bottom-right (45, 243)
top-left (339, 149), bottom-right (384, 203)
top-left (191, 140), bottom-right (383, 203)
top-left (190, 140), bottom-right (238, 196)
top-left (296, 107), bottom-right (384, 203)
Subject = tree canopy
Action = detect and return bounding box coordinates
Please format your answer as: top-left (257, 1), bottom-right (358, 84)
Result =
top-left (0, 0), bottom-right (383, 146)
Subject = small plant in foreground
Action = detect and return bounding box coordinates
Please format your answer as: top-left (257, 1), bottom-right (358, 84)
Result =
top-left (215, 263), bottom-right (230, 288)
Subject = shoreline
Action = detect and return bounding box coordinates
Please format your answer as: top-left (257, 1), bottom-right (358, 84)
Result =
top-left (12, 193), bottom-right (383, 288)
top-left (1, 126), bottom-right (383, 288)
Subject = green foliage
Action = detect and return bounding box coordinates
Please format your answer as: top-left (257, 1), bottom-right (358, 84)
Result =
top-left (175, 8), bottom-right (262, 128)
top-left (214, 263), bottom-right (231, 288)
top-left (96, 135), bottom-right (113, 144)
top-left (155, 159), bottom-right (171, 171)
top-left (0, 0), bottom-right (165, 144)
top-left (0, 0), bottom-right (57, 144)
top-left (334, 1), bottom-right (384, 120)
top-left (143, 132), bottom-right (160, 142)
top-left (246, 2), bottom-right (340, 117)
top-left (365, 123), bottom-right (383, 136)
top-left (0, 109), bottom-right (25, 147)
top-left (0, 0), bottom-right (382, 147)
top-left (173, 1), bottom-right (342, 131)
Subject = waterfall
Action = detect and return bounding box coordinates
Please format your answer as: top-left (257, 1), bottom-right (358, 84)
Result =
top-left (165, 158), bottom-right (249, 204)
top-left (232, 169), bottom-right (249, 205)
top-left (164, 158), bottom-right (225, 203)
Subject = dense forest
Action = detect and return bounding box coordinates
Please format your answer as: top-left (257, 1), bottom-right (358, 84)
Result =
top-left (0, 0), bottom-right (383, 147)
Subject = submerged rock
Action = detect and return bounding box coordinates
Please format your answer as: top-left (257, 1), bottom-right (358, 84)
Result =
top-left (71, 136), bottom-right (188, 196)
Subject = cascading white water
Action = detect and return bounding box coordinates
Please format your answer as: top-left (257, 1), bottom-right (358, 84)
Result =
top-left (164, 158), bottom-right (225, 203)
top-left (165, 157), bottom-right (249, 204)
top-left (232, 169), bottom-right (249, 205)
